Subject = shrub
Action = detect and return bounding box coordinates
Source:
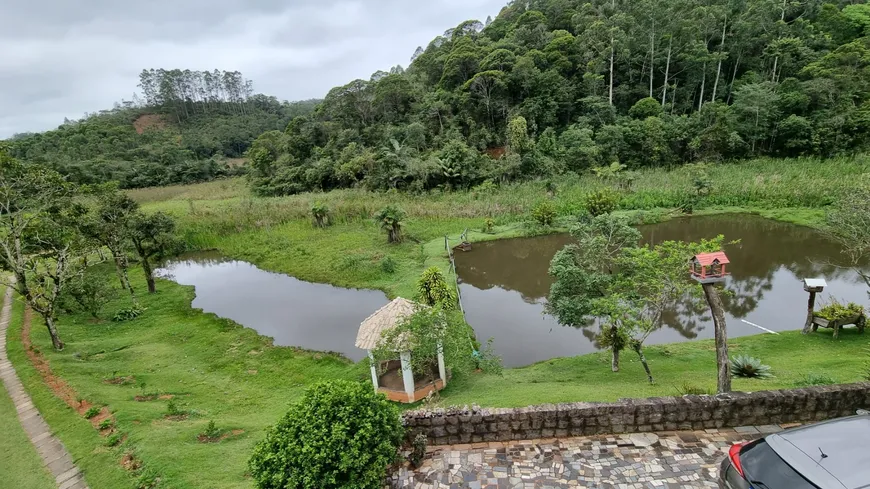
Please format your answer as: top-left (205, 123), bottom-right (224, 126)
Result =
top-left (416, 267), bottom-right (455, 308)
top-left (483, 218), bottom-right (495, 233)
top-left (380, 256), bottom-right (397, 274)
top-left (687, 163), bottom-right (713, 196)
top-left (531, 200), bottom-right (557, 226)
top-left (84, 406), bottom-right (101, 419)
top-left (62, 271), bottom-right (115, 318)
top-left (98, 419), bottom-right (113, 430)
top-left (311, 202), bottom-right (330, 228)
top-left (409, 433), bottom-right (428, 468)
top-left (112, 303), bottom-right (145, 322)
top-left (583, 189), bottom-right (619, 216)
top-left (248, 381), bottom-right (403, 489)
top-left (200, 420), bottom-right (222, 440)
top-left (674, 382), bottom-right (714, 396)
top-left (166, 399), bottom-right (184, 417)
top-left (816, 299), bottom-right (864, 321)
top-left (730, 355), bottom-right (773, 379)
top-left (105, 432), bottom-right (124, 447)
top-left (792, 373), bottom-right (836, 387)
top-left (375, 205), bottom-right (406, 243)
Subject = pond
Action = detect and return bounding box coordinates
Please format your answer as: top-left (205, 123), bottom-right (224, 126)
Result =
top-left (156, 252), bottom-right (389, 362)
top-left (454, 215), bottom-right (869, 367)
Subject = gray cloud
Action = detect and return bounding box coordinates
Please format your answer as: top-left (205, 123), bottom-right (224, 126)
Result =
top-left (0, 0), bottom-right (506, 138)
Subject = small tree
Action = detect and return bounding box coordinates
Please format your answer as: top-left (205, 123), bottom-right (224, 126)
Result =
top-left (826, 185), bottom-right (870, 294)
top-left (63, 269), bottom-right (114, 319)
top-left (81, 184), bottom-right (138, 297)
top-left (416, 267), bottom-right (455, 308)
top-left (311, 202), bottom-right (330, 228)
top-left (129, 212), bottom-right (181, 294)
top-left (531, 200), bottom-right (557, 226)
top-left (375, 205), bottom-right (406, 243)
top-left (248, 381), bottom-right (403, 489)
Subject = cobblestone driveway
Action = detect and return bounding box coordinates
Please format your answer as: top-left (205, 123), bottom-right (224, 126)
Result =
top-left (391, 425), bottom-right (792, 488)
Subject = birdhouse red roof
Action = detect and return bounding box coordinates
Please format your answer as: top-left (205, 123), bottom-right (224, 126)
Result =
top-left (693, 251), bottom-right (730, 266)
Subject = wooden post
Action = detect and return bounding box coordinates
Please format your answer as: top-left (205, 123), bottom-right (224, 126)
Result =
top-left (400, 351), bottom-right (415, 403)
top-left (702, 283), bottom-right (731, 393)
top-left (367, 351), bottom-right (379, 393)
top-left (437, 341), bottom-right (447, 387)
top-left (802, 291), bottom-right (817, 335)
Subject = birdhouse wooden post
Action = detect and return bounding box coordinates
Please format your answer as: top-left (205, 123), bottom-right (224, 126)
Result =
top-left (691, 252), bottom-right (732, 393)
top-left (801, 278), bottom-right (827, 334)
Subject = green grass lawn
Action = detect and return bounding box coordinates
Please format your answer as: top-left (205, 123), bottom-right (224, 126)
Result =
top-left (0, 327), bottom-right (55, 489)
top-left (11, 265), bottom-right (870, 488)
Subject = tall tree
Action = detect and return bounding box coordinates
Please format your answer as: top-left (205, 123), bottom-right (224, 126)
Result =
top-left (129, 212), bottom-right (181, 294)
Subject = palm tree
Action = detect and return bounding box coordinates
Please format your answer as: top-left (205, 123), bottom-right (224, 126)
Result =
top-left (375, 205), bottom-right (406, 243)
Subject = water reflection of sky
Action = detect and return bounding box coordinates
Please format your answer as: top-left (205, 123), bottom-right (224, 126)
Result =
top-left (157, 252), bottom-right (388, 361)
top-left (455, 215), bottom-right (870, 367)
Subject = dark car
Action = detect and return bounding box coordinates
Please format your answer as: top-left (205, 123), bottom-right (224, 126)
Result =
top-left (719, 413), bottom-right (870, 489)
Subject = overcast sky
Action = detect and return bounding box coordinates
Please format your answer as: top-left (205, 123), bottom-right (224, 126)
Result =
top-left (0, 0), bottom-right (507, 138)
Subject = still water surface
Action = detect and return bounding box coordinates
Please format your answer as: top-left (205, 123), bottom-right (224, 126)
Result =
top-left (157, 252), bottom-right (388, 361)
top-left (454, 215), bottom-right (869, 367)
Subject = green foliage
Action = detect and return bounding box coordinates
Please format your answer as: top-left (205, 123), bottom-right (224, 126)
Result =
top-left (416, 267), bottom-right (456, 308)
top-left (792, 373), bottom-right (836, 387)
top-left (730, 355), bottom-right (773, 379)
top-left (84, 407), bottom-right (101, 419)
top-left (816, 300), bottom-right (865, 321)
top-left (629, 98), bottom-right (663, 119)
top-left (375, 205), bottom-right (406, 243)
top-left (248, 381), bottom-right (403, 489)
top-left (165, 399), bottom-right (184, 417)
top-left (531, 200), bottom-right (557, 226)
top-left (380, 256), bottom-right (397, 274)
top-left (583, 189), bottom-right (620, 216)
top-left (98, 419), bottom-right (113, 430)
top-left (200, 420), bottom-right (222, 440)
top-left (62, 269), bottom-right (115, 318)
top-left (483, 218), bottom-right (495, 233)
top-left (674, 382), bottom-right (715, 396)
top-left (310, 202), bottom-right (331, 228)
top-left (105, 432), bottom-right (124, 447)
top-left (112, 303), bottom-right (145, 322)
top-left (687, 163), bottom-right (713, 196)
top-left (409, 433), bottom-right (428, 469)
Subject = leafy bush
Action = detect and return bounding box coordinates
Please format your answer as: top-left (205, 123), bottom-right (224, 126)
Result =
top-left (416, 267), bottom-right (455, 308)
top-left (375, 205), bottom-right (406, 243)
top-left (84, 406), bottom-right (101, 419)
top-left (380, 256), bottom-right (397, 274)
top-left (674, 382), bottom-right (714, 396)
top-left (62, 271), bottom-right (115, 318)
top-left (792, 373), bottom-right (836, 387)
top-left (730, 355), bottom-right (773, 379)
top-left (409, 433), bottom-right (427, 468)
top-left (583, 189), bottom-right (620, 216)
top-left (166, 399), bottom-right (185, 417)
top-left (310, 202), bottom-right (331, 228)
top-left (200, 420), bottom-right (222, 440)
top-left (248, 381), bottom-right (403, 489)
top-left (483, 218), bottom-right (495, 233)
top-left (112, 303), bottom-right (145, 322)
top-left (98, 419), bottom-right (113, 430)
top-left (105, 432), bottom-right (124, 447)
top-left (531, 200), bottom-right (557, 226)
top-left (816, 300), bottom-right (865, 321)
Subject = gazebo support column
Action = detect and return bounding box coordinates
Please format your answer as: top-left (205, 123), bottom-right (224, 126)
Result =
top-left (400, 351), bottom-right (415, 403)
top-left (367, 351), bottom-right (379, 392)
top-left (437, 341), bottom-right (447, 387)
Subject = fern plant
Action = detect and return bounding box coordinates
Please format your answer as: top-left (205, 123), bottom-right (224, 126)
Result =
top-left (730, 355), bottom-right (773, 379)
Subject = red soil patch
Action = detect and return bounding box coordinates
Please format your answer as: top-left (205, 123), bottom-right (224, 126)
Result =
top-left (132, 114), bottom-right (168, 134)
top-left (133, 393), bottom-right (175, 402)
top-left (197, 429), bottom-right (245, 444)
top-left (120, 452), bottom-right (142, 471)
top-left (484, 146), bottom-right (507, 160)
top-left (21, 307), bottom-right (115, 431)
top-left (104, 375), bottom-right (135, 385)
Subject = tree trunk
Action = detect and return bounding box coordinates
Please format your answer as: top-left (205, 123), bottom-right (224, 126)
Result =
top-left (661, 39), bottom-right (672, 106)
top-left (802, 291), bottom-right (817, 334)
top-left (142, 258), bottom-right (156, 294)
top-left (632, 343), bottom-right (653, 384)
top-left (711, 17), bottom-right (727, 102)
top-left (703, 283), bottom-right (731, 393)
top-left (609, 40), bottom-right (615, 106)
top-left (611, 347), bottom-right (620, 372)
top-left (44, 315), bottom-right (64, 351)
top-left (649, 21), bottom-right (655, 99)
top-left (726, 54), bottom-right (741, 104)
top-left (698, 62), bottom-right (707, 112)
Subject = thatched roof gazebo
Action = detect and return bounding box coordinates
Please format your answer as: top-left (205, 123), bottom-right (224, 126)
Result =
top-left (355, 298), bottom-right (447, 403)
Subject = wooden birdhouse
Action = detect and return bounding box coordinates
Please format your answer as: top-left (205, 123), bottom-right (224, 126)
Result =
top-left (690, 251), bottom-right (731, 284)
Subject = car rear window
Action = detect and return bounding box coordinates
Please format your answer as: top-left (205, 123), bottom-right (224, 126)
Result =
top-left (741, 440), bottom-right (820, 489)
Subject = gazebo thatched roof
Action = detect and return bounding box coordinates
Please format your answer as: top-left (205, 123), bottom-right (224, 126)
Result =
top-left (355, 297), bottom-right (422, 350)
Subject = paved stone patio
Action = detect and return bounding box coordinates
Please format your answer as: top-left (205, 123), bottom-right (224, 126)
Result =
top-left (391, 425), bottom-right (792, 488)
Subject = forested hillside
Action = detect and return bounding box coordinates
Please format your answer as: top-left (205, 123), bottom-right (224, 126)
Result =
top-left (7, 69), bottom-right (318, 188)
top-left (249, 0), bottom-right (870, 196)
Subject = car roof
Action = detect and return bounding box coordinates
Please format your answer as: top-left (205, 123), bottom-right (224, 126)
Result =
top-left (767, 415), bottom-right (870, 489)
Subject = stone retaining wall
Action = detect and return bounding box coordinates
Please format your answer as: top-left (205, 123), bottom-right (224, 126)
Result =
top-left (403, 383), bottom-right (870, 445)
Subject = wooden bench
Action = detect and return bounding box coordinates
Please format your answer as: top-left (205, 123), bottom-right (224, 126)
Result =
top-left (811, 314), bottom-right (866, 339)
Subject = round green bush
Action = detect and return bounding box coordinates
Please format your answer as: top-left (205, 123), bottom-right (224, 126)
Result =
top-left (584, 189), bottom-right (620, 216)
top-left (248, 381), bottom-right (403, 489)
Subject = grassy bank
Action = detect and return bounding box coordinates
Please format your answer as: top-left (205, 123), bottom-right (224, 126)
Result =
top-left (11, 267), bottom-right (870, 489)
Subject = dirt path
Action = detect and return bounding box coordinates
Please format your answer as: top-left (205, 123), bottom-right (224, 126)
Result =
top-left (0, 285), bottom-right (89, 489)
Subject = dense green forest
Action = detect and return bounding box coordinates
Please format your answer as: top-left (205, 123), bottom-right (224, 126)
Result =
top-left (249, 0), bottom-right (870, 195)
top-left (6, 69), bottom-right (318, 188)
